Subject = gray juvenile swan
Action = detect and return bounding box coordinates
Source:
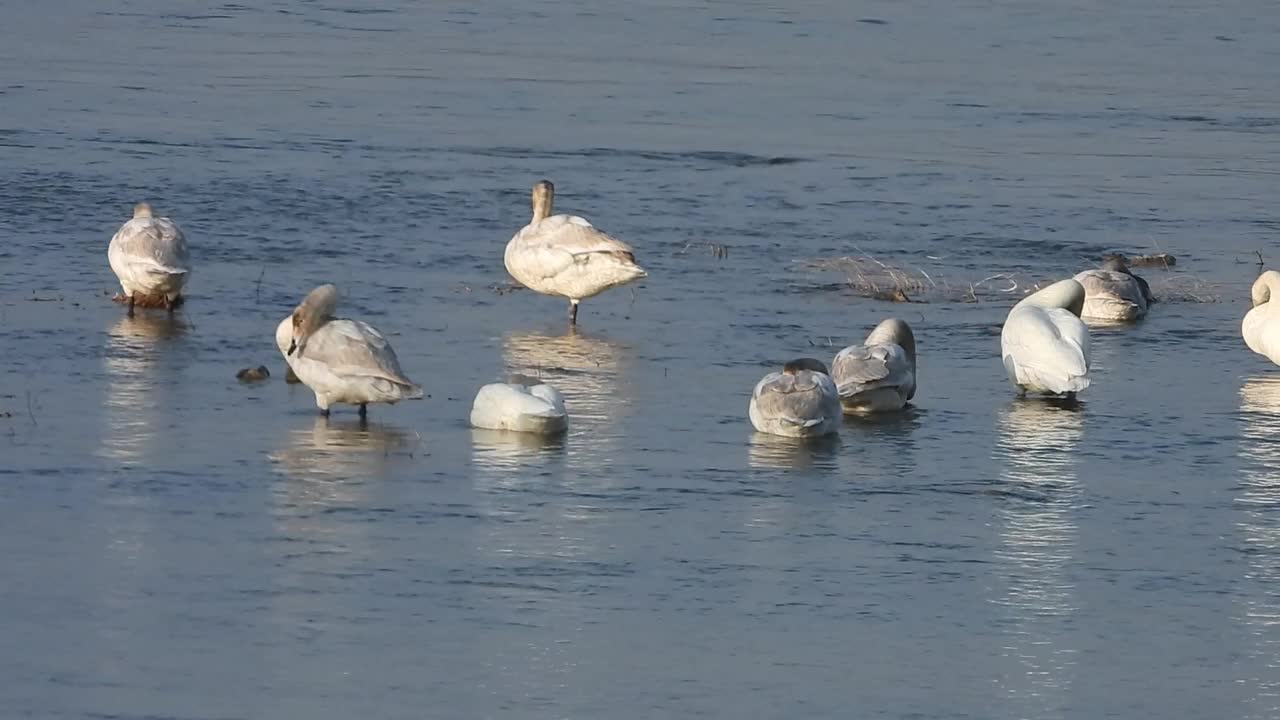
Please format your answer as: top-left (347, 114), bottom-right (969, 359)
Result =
top-left (107, 202), bottom-right (191, 313)
top-left (1072, 255), bottom-right (1153, 322)
top-left (503, 180), bottom-right (648, 324)
top-left (831, 318), bottom-right (917, 414)
top-left (748, 358), bottom-right (841, 438)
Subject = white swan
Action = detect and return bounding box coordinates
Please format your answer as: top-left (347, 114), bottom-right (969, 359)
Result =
top-left (1001, 279), bottom-right (1091, 397)
top-left (831, 318), bottom-right (917, 413)
top-left (1243, 271), bottom-right (1280, 366)
top-left (504, 180), bottom-right (647, 324)
top-left (470, 375), bottom-right (568, 434)
top-left (107, 202), bottom-right (191, 312)
top-left (749, 358), bottom-right (841, 438)
top-left (275, 284), bottom-right (423, 417)
top-left (1072, 255), bottom-right (1153, 322)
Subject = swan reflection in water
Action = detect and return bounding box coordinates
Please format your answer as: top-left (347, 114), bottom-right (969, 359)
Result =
top-left (747, 432), bottom-right (841, 471)
top-left (270, 416), bottom-right (418, 487)
top-left (1236, 378), bottom-right (1280, 718)
top-left (99, 314), bottom-right (190, 465)
top-left (991, 398), bottom-right (1084, 718)
top-left (498, 329), bottom-right (632, 477)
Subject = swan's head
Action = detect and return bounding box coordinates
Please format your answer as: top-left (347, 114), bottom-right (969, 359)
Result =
top-left (507, 372), bottom-right (541, 387)
top-left (865, 318), bottom-right (916, 361)
top-left (531, 179), bottom-right (555, 221)
top-left (274, 316), bottom-right (294, 359)
top-left (288, 284), bottom-right (340, 357)
top-left (1251, 270), bottom-right (1280, 308)
top-left (783, 357), bottom-right (830, 376)
top-left (1101, 254), bottom-right (1132, 274)
top-left (1023, 278), bottom-right (1086, 317)
top-left (133, 202), bottom-right (154, 219)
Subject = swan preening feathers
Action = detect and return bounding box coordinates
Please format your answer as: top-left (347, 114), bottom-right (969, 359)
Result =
top-left (108, 202), bottom-right (191, 313)
top-left (105, 195), bottom-right (1280, 449)
top-left (1001, 279), bottom-right (1092, 397)
top-left (1243, 271), bottom-right (1280, 366)
top-left (832, 318), bottom-right (917, 414)
top-left (504, 180), bottom-right (648, 324)
top-left (275, 284), bottom-right (423, 417)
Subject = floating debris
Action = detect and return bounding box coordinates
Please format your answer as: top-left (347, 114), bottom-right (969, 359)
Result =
top-left (236, 366), bottom-right (271, 383)
top-left (1116, 253), bottom-right (1176, 268)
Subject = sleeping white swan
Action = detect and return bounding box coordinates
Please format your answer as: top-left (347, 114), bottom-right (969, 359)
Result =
top-left (831, 318), bottom-right (917, 413)
top-left (275, 284), bottom-right (423, 417)
top-left (108, 202), bottom-right (191, 312)
top-left (749, 358), bottom-right (841, 438)
top-left (1243, 270), bottom-right (1280, 366)
top-left (1001, 279), bottom-right (1091, 397)
top-left (504, 180), bottom-right (647, 324)
top-left (1073, 255), bottom-right (1153, 322)
top-left (470, 375), bottom-right (568, 434)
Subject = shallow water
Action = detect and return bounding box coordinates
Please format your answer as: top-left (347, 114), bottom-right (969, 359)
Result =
top-left (3, 1), bottom-right (1280, 718)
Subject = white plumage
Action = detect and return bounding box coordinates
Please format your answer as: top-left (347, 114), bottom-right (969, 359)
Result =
top-left (1243, 271), bottom-right (1280, 366)
top-left (504, 180), bottom-right (647, 324)
top-left (275, 284), bottom-right (423, 416)
top-left (1001, 279), bottom-right (1091, 396)
top-left (107, 202), bottom-right (191, 310)
top-left (470, 377), bottom-right (568, 434)
top-left (749, 358), bottom-right (842, 438)
top-left (831, 318), bottom-right (917, 413)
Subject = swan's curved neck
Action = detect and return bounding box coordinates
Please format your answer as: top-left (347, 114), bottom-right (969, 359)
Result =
top-left (532, 181), bottom-right (554, 222)
top-left (865, 319), bottom-right (915, 359)
top-left (1253, 273), bottom-right (1280, 308)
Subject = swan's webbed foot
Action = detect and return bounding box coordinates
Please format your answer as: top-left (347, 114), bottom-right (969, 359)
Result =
top-left (358, 403), bottom-right (368, 419)
top-left (127, 294), bottom-right (136, 317)
top-left (568, 300), bottom-right (579, 325)
top-left (318, 408), bottom-right (330, 417)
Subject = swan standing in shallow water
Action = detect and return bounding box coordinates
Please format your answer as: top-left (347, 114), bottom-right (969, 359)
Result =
top-left (831, 318), bottom-right (917, 413)
top-left (504, 180), bottom-right (647, 324)
top-left (108, 202), bottom-right (191, 313)
top-left (275, 284), bottom-right (423, 418)
top-left (1243, 271), bottom-right (1280, 366)
top-left (470, 375), bottom-right (568, 434)
top-left (749, 358), bottom-right (841, 438)
top-left (1001, 279), bottom-right (1091, 397)
top-left (1073, 255), bottom-right (1154, 322)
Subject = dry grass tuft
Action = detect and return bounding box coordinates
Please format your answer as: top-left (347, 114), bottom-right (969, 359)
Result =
top-left (801, 252), bottom-right (1219, 304)
top-left (1147, 275), bottom-right (1221, 303)
top-left (798, 255), bottom-right (1038, 303)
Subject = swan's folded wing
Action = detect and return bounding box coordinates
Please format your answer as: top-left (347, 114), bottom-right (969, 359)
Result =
top-left (514, 215), bottom-right (640, 280)
top-left (832, 343), bottom-right (910, 396)
top-left (1003, 307), bottom-right (1090, 384)
top-left (752, 372), bottom-right (835, 426)
top-left (111, 218), bottom-right (190, 273)
top-left (307, 320), bottom-right (419, 387)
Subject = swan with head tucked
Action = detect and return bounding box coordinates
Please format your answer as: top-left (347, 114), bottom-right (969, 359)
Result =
top-left (1243, 271), bottom-right (1280, 366)
top-left (749, 358), bottom-right (841, 438)
top-left (1001, 279), bottom-right (1091, 397)
top-left (108, 202), bottom-right (191, 313)
top-left (831, 318), bottom-right (917, 413)
top-left (1073, 255), bottom-right (1154, 322)
top-left (470, 374), bottom-right (568, 434)
top-left (504, 180), bottom-right (648, 324)
top-left (275, 284), bottom-right (423, 417)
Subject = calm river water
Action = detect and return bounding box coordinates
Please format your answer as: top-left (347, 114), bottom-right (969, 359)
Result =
top-left (2, 1), bottom-right (1280, 718)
